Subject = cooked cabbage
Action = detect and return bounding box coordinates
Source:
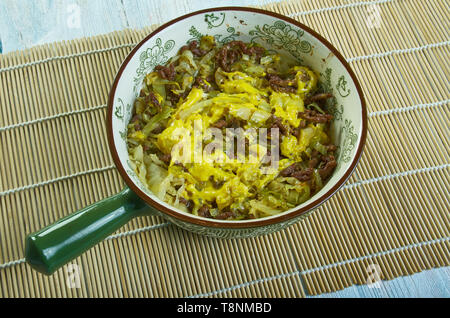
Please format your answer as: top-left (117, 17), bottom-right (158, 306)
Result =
top-left (127, 36), bottom-right (338, 220)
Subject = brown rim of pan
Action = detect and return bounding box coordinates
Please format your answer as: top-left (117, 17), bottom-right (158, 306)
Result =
top-left (107, 7), bottom-right (368, 229)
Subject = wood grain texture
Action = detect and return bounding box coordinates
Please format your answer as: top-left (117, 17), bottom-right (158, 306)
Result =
top-left (0, 0), bottom-right (278, 53)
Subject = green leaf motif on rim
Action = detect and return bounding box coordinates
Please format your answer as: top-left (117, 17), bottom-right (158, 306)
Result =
top-left (320, 68), bottom-right (343, 121)
top-left (336, 75), bottom-right (350, 97)
top-left (188, 26), bottom-right (203, 42)
top-left (204, 13), bottom-right (226, 29)
top-left (114, 102), bottom-right (124, 120)
top-left (188, 25), bottom-right (239, 45)
top-left (340, 119), bottom-right (358, 163)
top-left (133, 38), bottom-right (176, 93)
top-left (116, 98), bottom-right (132, 142)
top-left (119, 129), bottom-right (127, 142)
top-left (215, 27), bottom-right (239, 44)
top-left (249, 20), bottom-right (311, 62)
top-left (114, 97), bottom-right (131, 121)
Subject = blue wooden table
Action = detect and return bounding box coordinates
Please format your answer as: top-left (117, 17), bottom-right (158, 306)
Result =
top-left (0, 0), bottom-right (448, 298)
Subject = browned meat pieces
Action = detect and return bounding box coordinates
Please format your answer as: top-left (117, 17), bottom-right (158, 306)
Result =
top-left (147, 91), bottom-right (161, 111)
top-left (279, 155), bottom-right (336, 184)
top-left (211, 118), bottom-right (227, 129)
top-left (154, 63), bottom-right (175, 81)
top-left (215, 41), bottom-right (265, 72)
top-left (245, 45), bottom-right (265, 60)
top-left (266, 73), bottom-right (297, 93)
top-left (166, 88), bottom-right (180, 104)
top-left (215, 210), bottom-right (235, 220)
top-left (280, 162), bottom-right (302, 177)
top-left (318, 155), bottom-right (337, 180)
top-left (198, 205), bottom-right (212, 218)
top-left (280, 163), bottom-right (313, 182)
top-left (268, 115), bottom-right (289, 135)
top-left (297, 70), bottom-right (311, 82)
top-left (326, 144), bottom-right (337, 152)
top-left (298, 109), bottom-right (333, 124)
top-left (193, 76), bottom-right (212, 92)
top-left (179, 197), bottom-right (195, 212)
top-left (292, 168), bottom-right (314, 182)
top-left (156, 152), bottom-right (171, 164)
top-left (180, 40), bottom-right (207, 57)
top-left (151, 124), bottom-right (166, 134)
top-left (309, 148), bottom-right (337, 178)
top-left (216, 44), bottom-right (242, 72)
top-left (225, 40), bottom-right (265, 59)
top-left (209, 176), bottom-right (225, 189)
top-left (304, 93), bottom-right (333, 105)
top-left (178, 197), bottom-right (188, 205)
top-left (131, 114), bottom-right (141, 123)
top-left (308, 150), bottom-right (321, 169)
top-left (291, 121), bottom-right (307, 139)
top-left (308, 157), bottom-right (320, 169)
top-left (174, 162), bottom-right (189, 172)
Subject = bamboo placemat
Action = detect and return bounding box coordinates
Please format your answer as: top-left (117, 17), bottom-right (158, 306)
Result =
top-left (0, 0), bottom-right (448, 297)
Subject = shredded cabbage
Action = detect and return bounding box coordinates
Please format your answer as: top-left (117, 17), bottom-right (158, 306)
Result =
top-left (127, 36), bottom-right (338, 220)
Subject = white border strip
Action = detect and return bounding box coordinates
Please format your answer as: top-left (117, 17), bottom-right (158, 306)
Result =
top-left (189, 236), bottom-right (450, 298)
top-left (0, 162), bottom-right (448, 199)
top-left (0, 4), bottom-right (447, 75)
top-left (0, 222), bottom-right (171, 270)
top-left (105, 222), bottom-right (170, 241)
top-left (343, 164), bottom-right (449, 190)
top-left (0, 104), bottom-right (107, 132)
top-left (288, 0), bottom-right (395, 18)
top-left (1, 97), bottom-right (447, 134)
top-left (0, 39), bottom-right (446, 75)
top-left (347, 41), bottom-right (450, 63)
top-left (0, 165), bottom-right (116, 197)
top-left (0, 258), bottom-right (26, 269)
top-left (0, 43), bottom-right (136, 73)
top-left (368, 100), bottom-right (449, 117)
top-left (0, 163), bottom-right (448, 270)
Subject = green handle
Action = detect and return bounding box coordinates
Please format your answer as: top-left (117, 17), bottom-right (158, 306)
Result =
top-left (25, 187), bottom-right (152, 275)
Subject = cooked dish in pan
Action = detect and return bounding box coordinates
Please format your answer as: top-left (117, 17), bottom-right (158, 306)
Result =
top-left (127, 36), bottom-right (337, 220)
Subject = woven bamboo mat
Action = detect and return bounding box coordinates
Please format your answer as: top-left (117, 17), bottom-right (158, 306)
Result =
top-left (0, 0), bottom-right (449, 298)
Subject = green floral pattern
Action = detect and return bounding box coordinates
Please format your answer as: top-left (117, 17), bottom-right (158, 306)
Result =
top-left (188, 25), bottom-right (238, 45)
top-left (336, 75), bottom-right (350, 97)
top-left (204, 13), bottom-right (225, 29)
top-left (162, 208), bottom-right (315, 238)
top-left (215, 27), bottom-right (239, 44)
top-left (111, 11), bottom-right (363, 237)
top-left (114, 97), bottom-right (131, 120)
top-left (115, 98), bottom-right (132, 142)
top-left (188, 26), bottom-right (203, 42)
top-left (340, 119), bottom-right (358, 163)
top-left (133, 38), bottom-right (175, 93)
top-left (320, 68), bottom-right (345, 121)
top-left (318, 68), bottom-right (357, 164)
top-left (249, 20), bottom-right (311, 62)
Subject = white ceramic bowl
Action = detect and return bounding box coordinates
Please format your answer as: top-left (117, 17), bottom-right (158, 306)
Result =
top-left (107, 7), bottom-right (368, 238)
